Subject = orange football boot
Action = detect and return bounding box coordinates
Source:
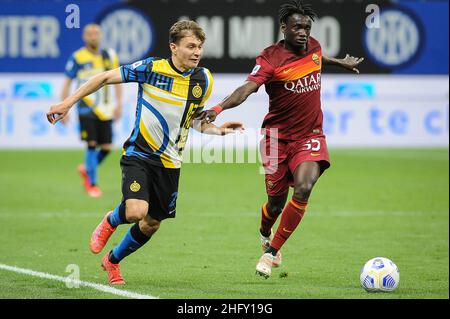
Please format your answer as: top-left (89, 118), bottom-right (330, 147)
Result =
top-left (77, 164), bottom-right (90, 191)
top-left (101, 252), bottom-right (125, 285)
top-left (90, 211), bottom-right (116, 254)
top-left (87, 185), bottom-right (102, 198)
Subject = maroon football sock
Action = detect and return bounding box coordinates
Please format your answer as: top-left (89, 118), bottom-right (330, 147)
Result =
top-left (270, 198), bottom-right (307, 251)
top-left (260, 203), bottom-right (278, 238)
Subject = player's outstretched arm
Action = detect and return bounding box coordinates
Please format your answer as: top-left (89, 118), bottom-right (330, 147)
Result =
top-left (59, 77), bottom-right (73, 125)
top-left (46, 68), bottom-right (123, 124)
top-left (196, 81), bottom-right (259, 124)
top-left (113, 83), bottom-right (123, 121)
top-left (323, 54), bottom-right (364, 74)
top-left (191, 120), bottom-right (244, 136)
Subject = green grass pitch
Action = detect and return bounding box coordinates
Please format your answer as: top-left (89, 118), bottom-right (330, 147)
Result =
top-left (0, 149), bottom-right (448, 299)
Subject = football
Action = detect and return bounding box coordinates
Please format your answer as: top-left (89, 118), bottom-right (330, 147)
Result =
top-left (360, 257), bottom-right (400, 292)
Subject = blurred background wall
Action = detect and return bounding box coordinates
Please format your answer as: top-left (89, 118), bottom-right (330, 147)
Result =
top-left (0, 0), bottom-right (448, 149)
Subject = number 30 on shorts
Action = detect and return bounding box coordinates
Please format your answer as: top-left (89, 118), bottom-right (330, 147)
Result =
top-left (303, 139), bottom-right (321, 151)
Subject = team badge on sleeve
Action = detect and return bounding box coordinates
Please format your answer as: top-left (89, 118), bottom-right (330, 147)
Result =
top-left (130, 181), bottom-right (141, 192)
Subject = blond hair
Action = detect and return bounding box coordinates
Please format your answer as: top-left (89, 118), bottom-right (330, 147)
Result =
top-left (169, 20), bottom-right (206, 44)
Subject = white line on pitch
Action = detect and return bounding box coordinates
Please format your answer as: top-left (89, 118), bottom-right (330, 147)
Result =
top-left (0, 263), bottom-right (158, 299)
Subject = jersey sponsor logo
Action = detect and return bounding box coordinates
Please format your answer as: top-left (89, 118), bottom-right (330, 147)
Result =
top-left (130, 180), bottom-right (141, 192)
top-left (192, 83), bottom-right (203, 98)
top-left (312, 53), bottom-right (320, 65)
top-left (364, 8), bottom-right (422, 69)
top-left (250, 64), bottom-right (261, 75)
top-left (284, 73), bottom-right (321, 94)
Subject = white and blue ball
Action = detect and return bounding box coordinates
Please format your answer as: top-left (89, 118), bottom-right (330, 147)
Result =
top-left (360, 257), bottom-right (400, 292)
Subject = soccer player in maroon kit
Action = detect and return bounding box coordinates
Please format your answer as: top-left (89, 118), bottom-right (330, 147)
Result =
top-left (197, 0), bottom-right (364, 278)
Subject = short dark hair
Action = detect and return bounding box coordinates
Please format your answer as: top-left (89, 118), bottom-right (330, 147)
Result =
top-left (169, 20), bottom-right (206, 44)
top-left (278, 0), bottom-right (317, 24)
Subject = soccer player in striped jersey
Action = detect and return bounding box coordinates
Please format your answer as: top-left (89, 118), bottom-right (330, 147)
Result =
top-left (62, 24), bottom-right (122, 198)
top-left (197, 1), bottom-right (364, 278)
top-left (47, 21), bottom-right (243, 285)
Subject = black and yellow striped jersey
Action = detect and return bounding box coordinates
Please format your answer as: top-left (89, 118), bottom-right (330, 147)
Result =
top-left (65, 47), bottom-right (120, 120)
top-left (120, 57), bottom-right (213, 168)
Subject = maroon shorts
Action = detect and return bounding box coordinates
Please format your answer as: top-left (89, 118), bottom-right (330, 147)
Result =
top-left (260, 135), bottom-right (331, 196)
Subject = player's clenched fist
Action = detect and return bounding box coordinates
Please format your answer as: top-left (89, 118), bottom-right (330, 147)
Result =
top-left (46, 102), bottom-right (71, 124)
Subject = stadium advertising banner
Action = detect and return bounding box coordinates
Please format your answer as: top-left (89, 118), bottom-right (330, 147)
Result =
top-left (0, 0), bottom-right (448, 149)
top-left (0, 74), bottom-right (448, 149)
top-left (0, 0), bottom-right (448, 74)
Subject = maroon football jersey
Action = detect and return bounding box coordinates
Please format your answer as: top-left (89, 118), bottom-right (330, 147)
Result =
top-left (247, 37), bottom-right (323, 140)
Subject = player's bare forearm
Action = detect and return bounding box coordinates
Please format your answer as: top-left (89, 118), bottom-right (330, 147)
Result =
top-left (323, 55), bottom-right (364, 74)
top-left (114, 83), bottom-right (123, 120)
top-left (67, 69), bottom-right (122, 106)
top-left (322, 56), bottom-right (341, 66)
top-left (218, 81), bottom-right (258, 111)
top-left (196, 81), bottom-right (258, 123)
top-left (61, 77), bottom-right (72, 100)
top-left (47, 68), bottom-right (123, 124)
top-left (59, 78), bottom-right (73, 124)
top-left (115, 83), bottom-right (123, 107)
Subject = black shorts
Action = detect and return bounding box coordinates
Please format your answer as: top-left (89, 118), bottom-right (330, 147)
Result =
top-left (120, 156), bottom-right (180, 221)
top-left (79, 116), bottom-right (112, 144)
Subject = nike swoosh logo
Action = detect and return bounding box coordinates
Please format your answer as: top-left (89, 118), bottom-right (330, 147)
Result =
top-left (310, 153), bottom-right (321, 157)
top-left (169, 209), bottom-right (176, 214)
top-left (156, 82), bottom-right (168, 86)
top-left (283, 68), bottom-right (294, 74)
top-left (282, 227), bottom-right (293, 233)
